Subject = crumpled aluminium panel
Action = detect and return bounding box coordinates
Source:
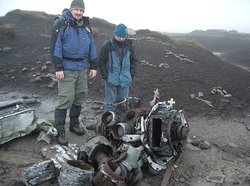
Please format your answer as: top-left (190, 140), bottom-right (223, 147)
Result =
top-left (0, 109), bottom-right (36, 144)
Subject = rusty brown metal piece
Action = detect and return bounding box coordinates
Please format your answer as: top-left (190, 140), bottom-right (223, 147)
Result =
top-left (161, 160), bottom-right (175, 186)
top-left (161, 144), bottom-right (186, 186)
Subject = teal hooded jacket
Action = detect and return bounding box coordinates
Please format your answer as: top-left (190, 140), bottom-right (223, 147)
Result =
top-left (99, 38), bottom-right (137, 87)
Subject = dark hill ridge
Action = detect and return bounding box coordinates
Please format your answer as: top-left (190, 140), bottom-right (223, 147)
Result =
top-left (0, 9), bottom-right (250, 118)
top-left (169, 29), bottom-right (250, 72)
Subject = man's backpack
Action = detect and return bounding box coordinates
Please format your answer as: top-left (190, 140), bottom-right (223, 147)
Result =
top-left (53, 15), bottom-right (70, 35)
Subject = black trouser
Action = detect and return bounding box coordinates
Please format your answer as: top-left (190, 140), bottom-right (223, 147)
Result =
top-left (54, 109), bottom-right (67, 131)
top-left (69, 104), bottom-right (82, 127)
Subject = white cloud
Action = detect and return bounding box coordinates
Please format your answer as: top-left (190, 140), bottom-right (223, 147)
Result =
top-left (0, 0), bottom-right (249, 33)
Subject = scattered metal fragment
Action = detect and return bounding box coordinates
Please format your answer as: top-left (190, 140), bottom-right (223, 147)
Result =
top-left (58, 163), bottom-right (93, 186)
top-left (0, 108), bottom-right (36, 145)
top-left (37, 126), bottom-right (58, 144)
top-left (23, 160), bottom-right (58, 186)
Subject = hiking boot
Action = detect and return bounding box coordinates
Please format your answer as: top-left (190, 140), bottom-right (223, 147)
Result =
top-left (55, 109), bottom-right (68, 146)
top-left (57, 127), bottom-right (68, 146)
top-left (69, 123), bottom-right (85, 135)
top-left (69, 104), bottom-right (85, 135)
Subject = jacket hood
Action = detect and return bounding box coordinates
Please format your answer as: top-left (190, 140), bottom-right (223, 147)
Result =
top-left (62, 9), bottom-right (74, 25)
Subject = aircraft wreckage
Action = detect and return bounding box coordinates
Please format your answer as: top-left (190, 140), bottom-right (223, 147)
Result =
top-left (77, 92), bottom-right (189, 185)
top-left (1, 90), bottom-right (189, 185)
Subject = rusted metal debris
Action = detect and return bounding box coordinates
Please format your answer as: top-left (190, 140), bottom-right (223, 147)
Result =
top-left (77, 93), bottom-right (189, 185)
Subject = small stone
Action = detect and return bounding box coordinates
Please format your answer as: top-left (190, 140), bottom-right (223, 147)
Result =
top-left (179, 177), bottom-right (185, 183)
top-left (41, 147), bottom-right (49, 159)
top-left (191, 138), bottom-right (200, 146)
top-left (217, 89), bottom-right (225, 96)
top-left (22, 67), bottom-right (28, 72)
top-left (8, 69), bottom-right (15, 73)
top-left (224, 94), bottom-right (232, 98)
top-left (46, 73), bottom-right (54, 78)
top-left (32, 94), bottom-right (39, 98)
top-left (45, 61), bottom-right (51, 65)
top-left (190, 94), bottom-right (195, 99)
top-left (228, 143), bottom-right (238, 147)
top-left (206, 175), bottom-right (225, 184)
top-left (198, 92), bottom-right (204, 97)
top-left (41, 65), bottom-right (47, 71)
top-left (35, 76), bottom-right (42, 82)
top-left (199, 140), bottom-right (211, 149)
top-left (3, 47), bottom-right (11, 52)
top-left (48, 83), bottom-right (55, 88)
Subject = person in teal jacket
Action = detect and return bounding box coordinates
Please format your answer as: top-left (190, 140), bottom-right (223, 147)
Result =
top-left (98, 24), bottom-right (137, 112)
top-left (50, 0), bottom-right (98, 145)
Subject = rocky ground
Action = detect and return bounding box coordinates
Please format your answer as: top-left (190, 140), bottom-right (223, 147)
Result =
top-left (0, 10), bottom-right (250, 186)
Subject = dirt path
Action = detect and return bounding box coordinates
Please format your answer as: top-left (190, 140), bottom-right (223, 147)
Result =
top-left (175, 117), bottom-right (250, 186)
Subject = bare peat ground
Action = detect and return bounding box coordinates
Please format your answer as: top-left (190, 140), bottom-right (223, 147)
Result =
top-left (0, 10), bottom-right (250, 186)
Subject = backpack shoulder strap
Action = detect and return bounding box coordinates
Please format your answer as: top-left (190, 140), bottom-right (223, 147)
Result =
top-left (109, 38), bottom-right (114, 47)
top-left (82, 16), bottom-right (93, 33)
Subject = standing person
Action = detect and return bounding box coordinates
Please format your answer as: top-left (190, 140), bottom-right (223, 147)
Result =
top-left (99, 24), bottom-right (137, 112)
top-left (50, 0), bottom-right (98, 145)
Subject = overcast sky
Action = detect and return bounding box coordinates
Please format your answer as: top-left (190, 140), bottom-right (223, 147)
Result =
top-left (0, 0), bottom-right (250, 33)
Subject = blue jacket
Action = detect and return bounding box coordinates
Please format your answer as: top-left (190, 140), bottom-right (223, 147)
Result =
top-left (50, 9), bottom-right (97, 71)
top-left (99, 38), bottom-right (137, 87)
